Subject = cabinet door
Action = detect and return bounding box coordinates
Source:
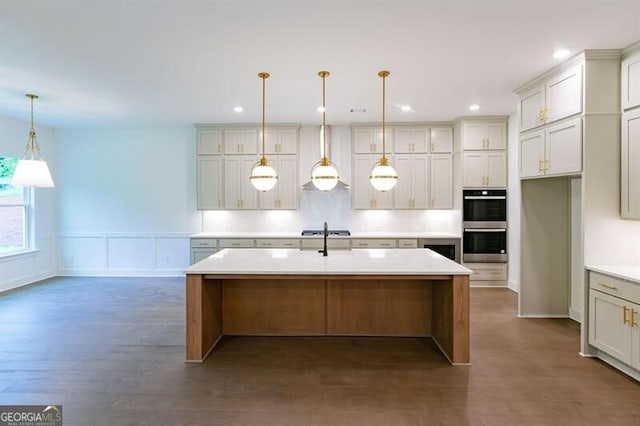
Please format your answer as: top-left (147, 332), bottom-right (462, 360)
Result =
top-left (197, 129), bottom-right (223, 154)
top-left (486, 152), bottom-right (507, 187)
top-left (393, 155), bottom-right (413, 209)
top-left (353, 156), bottom-right (375, 208)
top-left (520, 85), bottom-right (545, 132)
top-left (589, 289), bottom-right (633, 365)
top-left (430, 154), bottom-right (452, 208)
top-left (275, 156), bottom-right (298, 209)
top-left (520, 131), bottom-right (545, 178)
top-left (394, 128), bottom-right (429, 153)
top-left (545, 65), bottom-right (583, 124)
top-left (197, 156), bottom-right (223, 209)
top-left (410, 156), bottom-right (428, 209)
top-left (353, 128), bottom-right (382, 154)
top-left (224, 129), bottom-right (258, 154)
top-left (545, 118), bottom-right (582, 176)
top-left (462, 153), bottom-right (487, 187)
top-left (462, 122), bottom-right (486, 150)
top-left (224, 156), bottom-right (258, 209)
top-left (622, 109), bottom-right (640, 219)
top-left (264, 129), bottom-right (298, 154)
top-left (486, 123), bottom-right (507, 150)
top-left (191, 248), bottom-right (217, 264)
top-left (430, 127), bottom-right (453, 153)
top-left (622, 53), bottom-right (640, 110)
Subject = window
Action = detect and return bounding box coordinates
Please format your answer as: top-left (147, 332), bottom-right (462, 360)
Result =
top-left (0, 156), bottom-right (31, 254)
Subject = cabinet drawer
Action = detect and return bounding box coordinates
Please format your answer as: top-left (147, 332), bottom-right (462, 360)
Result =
top-left (589, 271), bottom-right (640, 304)
top-left (465, 263), bottom-right (507, 281)
top-left (351, 239), bottom-right (397, 248)
top-left (190, 238), bottom-right (218, 248)
top-left (398, 239), bottom-right (418, 248)
top-left (256, 239), bottom-right (300, 248)
top-left (219, 239), bottom-right (255, 248)
top-left (301, 239), bottom-right (351, 250)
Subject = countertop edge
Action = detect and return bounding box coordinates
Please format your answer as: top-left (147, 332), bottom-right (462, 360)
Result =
top-left (586, 265), bottom-right (640, 284)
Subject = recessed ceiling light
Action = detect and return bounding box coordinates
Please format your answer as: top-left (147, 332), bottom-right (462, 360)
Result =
top-left (233, 106), bottom-right (243, 112)
top-left (400, 105), bottom-right (412, 112)
top-left (469, 104), bottom-right (480, 111)
top-left (553, 48), bottom-right (571, 59)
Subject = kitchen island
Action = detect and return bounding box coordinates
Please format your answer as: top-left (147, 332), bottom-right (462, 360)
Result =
top-left (185, 248), bottom-right (472, 364)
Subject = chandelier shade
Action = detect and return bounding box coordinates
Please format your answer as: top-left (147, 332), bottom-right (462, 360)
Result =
top-left (11, 94), bottom-right (55, 188)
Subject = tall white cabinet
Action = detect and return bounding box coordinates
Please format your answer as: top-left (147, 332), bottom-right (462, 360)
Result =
top-left (621, 50), bottom-right (640, 220)
top-left (195, 125), bottom-right (299, 210)
top-left (456, 118), bottom-right (508, 189)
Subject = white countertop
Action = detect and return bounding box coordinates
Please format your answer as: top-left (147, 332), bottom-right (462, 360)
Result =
top-left (186, 248), bottom-right (472, 276)
top-left (587, 265), bottom-right (640, 284)
top-left (191, 232), bottom-right (461, 239)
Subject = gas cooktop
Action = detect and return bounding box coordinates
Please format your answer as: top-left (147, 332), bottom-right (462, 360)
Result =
top-left (301, 230), bottom-right (351, 236)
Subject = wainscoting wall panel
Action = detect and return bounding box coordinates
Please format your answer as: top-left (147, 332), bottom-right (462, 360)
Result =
top-left (0, 235), bottom-right (57, 293)
top-left (58, 233), bottom-right (189, 277)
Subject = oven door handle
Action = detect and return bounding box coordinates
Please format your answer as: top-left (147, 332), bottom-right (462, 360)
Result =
top-left (464, 228), bottom-right (507, 232)
top-left (463, 196), bottom-right (506, 200)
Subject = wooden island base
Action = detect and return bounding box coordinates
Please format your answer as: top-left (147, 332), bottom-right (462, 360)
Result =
top-left (186, 274), bottom-right (470, 365)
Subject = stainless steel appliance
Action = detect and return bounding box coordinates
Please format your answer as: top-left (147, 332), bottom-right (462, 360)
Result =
top-left (463, 189), bottom-right (507, 228)
top-left (417, 238), bottom-right (460, 263)
top-left (463, 189), bottom-right (507, 263)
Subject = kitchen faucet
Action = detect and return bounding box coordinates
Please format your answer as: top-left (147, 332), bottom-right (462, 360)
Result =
top-left (319, 221), bottom-right (328, 256)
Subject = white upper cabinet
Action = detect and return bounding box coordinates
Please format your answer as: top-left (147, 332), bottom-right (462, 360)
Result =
top-left (393, 128), bottom-right (429, 153)
top-left (462, 121), bottom-right (507, 150)
top-left (622, 52), bottom-right (640, 110)
top-left (519, 64), bottom-right (583, 132)
top-left (519, 117), bottom-right (582, 179)
top-left (429, 154), bottom-right (453, 208)
top-left (430, 127), bottom-right (453, 153)
top-left (353, 155), bottom-right (393, 209)
top-left (224, 129), bottom-right (258, 155)
top-left (622, 109), bottom-right (640, 219)
top-left (197, 129), bottom-right (223, 155)
top-left (197, 156), bottom-right (223, 210)
top-left (353, 127), bottom-right (392, 154)
top-left (224, 156), bottom-right (258, 209)
top-left (264, 128), bottom-right (298, 154)
top-left (393, 155), bottom-right (428, 209)
top-left (258, 155), bottom-right (298, 210)
top-left (462, 152), bottom-right (507, 188)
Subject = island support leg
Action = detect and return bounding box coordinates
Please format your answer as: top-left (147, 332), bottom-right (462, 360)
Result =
top-left (186, 274), bottom-right (222, 362)
top-left (431, 275), bottom-right (470, 365)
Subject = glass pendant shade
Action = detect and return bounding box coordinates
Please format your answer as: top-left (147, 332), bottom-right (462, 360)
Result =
top-left (311, 158), bottom-right (339, 191)
top-left (11, 159), bottom-right (55, 187)
top-left (11, 94), bottom-right (55, 188)
top-left (369, 158), bottom-right (398, 191)
top-left (250, 158), bottom-right (278, 191)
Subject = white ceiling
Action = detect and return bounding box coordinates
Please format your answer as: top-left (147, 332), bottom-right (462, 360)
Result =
top-left (1, 0), bottom-right (639, 129)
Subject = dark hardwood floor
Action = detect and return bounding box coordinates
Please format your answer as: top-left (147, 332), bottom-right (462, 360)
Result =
top-left (1, 277), bottom-right (638, 425)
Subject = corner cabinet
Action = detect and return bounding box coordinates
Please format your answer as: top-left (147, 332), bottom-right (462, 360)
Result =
top-left (195, 125), bottom-right (299, 211)
top-left (588, 270), bottom-right (640, 378)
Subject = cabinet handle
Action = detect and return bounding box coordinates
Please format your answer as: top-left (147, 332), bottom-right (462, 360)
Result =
top-left (623, 306), bottom-right (630, 325)
top-left (598, 282), bottom-right (617, 290)
top-left (538, 159), bottom-right (544, 172)
top-left (632, 309), bottom-right (638, 327)
top-left (538, 108), bottom-right (545, 123)
top-left (431, 199), bottom-right (435, 207)
top-left (218, 145), bottom-right (221, 153)
top-left (262, 243), bottom-right (272, 246)
top-left (431, 142), bottom-right (434, 151)
top-left (544, 159), bottom-right (549, 171)
top-left (486, 139), bottom-right (490, 149)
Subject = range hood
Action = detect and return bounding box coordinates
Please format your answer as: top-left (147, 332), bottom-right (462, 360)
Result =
top-left (301, 125), bottom-right (350, 191)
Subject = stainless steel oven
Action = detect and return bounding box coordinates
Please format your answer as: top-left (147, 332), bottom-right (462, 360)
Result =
top-left (463, 227), bottom-right (507, 262)
top-left (463, 189), bottom-right (507, 228)
top-left (417, 238), bottom-right (460, 263)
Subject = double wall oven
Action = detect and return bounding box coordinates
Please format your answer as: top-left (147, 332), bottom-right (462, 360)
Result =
top-left (463, 189), bottom-right (507, 263)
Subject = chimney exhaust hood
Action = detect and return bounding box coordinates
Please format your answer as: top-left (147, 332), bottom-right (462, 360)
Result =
top-left (301, 125), bottom-right (350, 191)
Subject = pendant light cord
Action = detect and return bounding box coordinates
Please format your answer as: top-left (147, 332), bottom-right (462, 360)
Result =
top-left (379, 70), bottom-right (390, 162)
top-left (258, 72), bottom-right (269, 163)
top-left (319, 71), bottom-right (329, 162)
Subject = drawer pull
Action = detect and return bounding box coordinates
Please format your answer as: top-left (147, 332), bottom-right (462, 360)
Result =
top-left (598, 283), bottom-right (617, 290)
top-left (199, 242), bottom-right (208, 246)
top-left (623, 306), bottom-right (630, 325)
top-left (231, 243), bottom-right (240, 246)
top-left (262, 243), bottom-right (272, 246)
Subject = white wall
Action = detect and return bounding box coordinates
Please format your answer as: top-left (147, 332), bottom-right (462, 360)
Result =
top-left (54, 127), bottom-right (201, 276)
top-left (507, 113), bottom-right (520, 292)
top-left (0, 116), bottom-right (57, 292)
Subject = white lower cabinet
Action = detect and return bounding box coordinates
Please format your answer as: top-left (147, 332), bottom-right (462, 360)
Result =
top-left (520, 117), bottom-right (582, 179)
top-left (224, 156), bottom-right (258, 209)
top-left (300, 238), bottom-right (351, 250)
top-left (190, 238), bottom-right (218, 264)
top-left (622, 109), bottom-right (640, 219)
top-left (350, 238), bottom-right (397, 248)
top-left (353, 155), bottom-right (393, 209)
top-left (462, 152), bottom-right (507, 188)
top-left (258, 155), bottom-right (298, 210)
top-left (464, 263), bottom-right (507, 287)
top-left (255, 239), bottom-right (300, 248)
top-left (589, 271), bottom-right (640, 372)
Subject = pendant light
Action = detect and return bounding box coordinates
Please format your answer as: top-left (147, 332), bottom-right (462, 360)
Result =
top-left (369, 70), bottom-right (398, 191)
top-left (249, 72), bottom-right (278, 191)
top-left (11, 94), bottom-right (55, 188)
top-left (310, 70), bottom-right (339, 191)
